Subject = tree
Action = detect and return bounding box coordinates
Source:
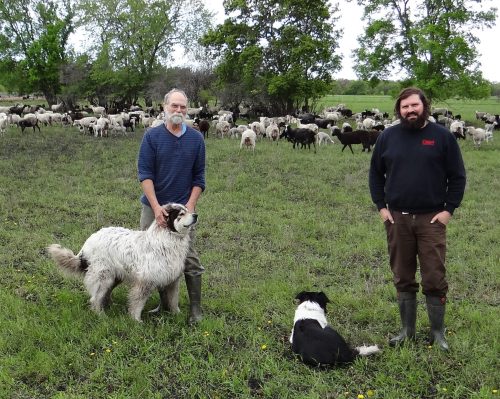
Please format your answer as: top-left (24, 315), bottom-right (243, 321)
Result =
top-left (77, 0), bottom-right (213, 106)
top-left (202, 0), bottom-right (342, 115)
top-left (0, 0), bottom-right (74, 104)
top-left (353, 0), bottom-right (497, 100)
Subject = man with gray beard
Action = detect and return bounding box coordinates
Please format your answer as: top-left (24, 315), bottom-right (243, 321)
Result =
top-left (369, 87), bottom-right (466, 351)
top-left (138, 88), bottom-right (206, 325)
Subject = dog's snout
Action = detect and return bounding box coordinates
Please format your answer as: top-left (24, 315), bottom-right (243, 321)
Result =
top-left (192, 213), bottom-right (198, 222)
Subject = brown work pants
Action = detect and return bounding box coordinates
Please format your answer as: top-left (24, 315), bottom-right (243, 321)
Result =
top-left (385, 211), bottom-right (447, 297)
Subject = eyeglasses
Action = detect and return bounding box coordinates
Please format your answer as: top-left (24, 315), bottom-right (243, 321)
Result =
top-left (169, 103), bottom-right (187, 111)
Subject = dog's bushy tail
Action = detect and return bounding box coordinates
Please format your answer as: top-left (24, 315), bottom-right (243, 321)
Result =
top-left (355, 345), bottom-right (380, 356)
top-left (47, 244), bottom-right (85, 276)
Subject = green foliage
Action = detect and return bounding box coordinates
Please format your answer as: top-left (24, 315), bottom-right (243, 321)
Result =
top-left (354, 0), bottom-right (497, 100)
top-left (202, 0), bottom-right (342, 113)
top-left (0, 0), bottom-right (74, 102)
top-left (76, 0), bottom-right (213, 106)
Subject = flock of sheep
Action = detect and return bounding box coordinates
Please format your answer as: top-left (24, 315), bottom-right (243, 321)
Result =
top-left (0, 102), bottom-right (497, 151)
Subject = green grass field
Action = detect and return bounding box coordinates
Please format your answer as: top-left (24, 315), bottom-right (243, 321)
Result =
top-left (0, 110), bottom-right (499, 398)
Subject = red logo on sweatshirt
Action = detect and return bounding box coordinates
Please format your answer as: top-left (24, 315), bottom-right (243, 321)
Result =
top-left (422, 139), bottom-right (435, 146)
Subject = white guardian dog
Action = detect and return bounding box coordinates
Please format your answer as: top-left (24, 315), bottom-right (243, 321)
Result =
top-left (47, 203), bottom-right (197, 322)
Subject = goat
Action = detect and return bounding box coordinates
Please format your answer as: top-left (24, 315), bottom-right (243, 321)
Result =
top-left (198, 119), bottom-right (210, 139)
top-left (330, 126), bottom-right (378, 153)
top-left (281, 125), bottom-right (317, 153)
top-left (19, 118), bottom-right (41, 133)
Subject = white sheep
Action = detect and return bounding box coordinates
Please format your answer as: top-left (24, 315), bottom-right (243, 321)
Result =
top-left (466, 127), bottom-right (487, 147)
top-left (216, 120), bottom-right (231, 138)
top-left (240, 129), bottom-right (257, 152)
top-left (90, 105), bottom-right (106, 115)
top-left (297, 122), bottom-right (319, 134)
top-left (317, 131), bottom-right (334, 146)
top-left (73, 116), bottom-right (98, 134)
top-left (0, 115), bottom-right (8, 135)
top-left (265, 123), bottom-right (280, 142)
top-left (449, 120), bottom-right (465, 139)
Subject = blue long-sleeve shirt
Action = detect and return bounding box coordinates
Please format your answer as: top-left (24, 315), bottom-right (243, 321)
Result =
top-left (369, 122), bottom-right (466, 215)
top-left (138, 123), bottom-right (206, 206)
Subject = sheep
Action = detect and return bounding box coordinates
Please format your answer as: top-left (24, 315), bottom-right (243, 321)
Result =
top-left (90, 105), bottom-right (106, 115)
top-left (198, 119), bottom-right (211, 139)
top-left (73, 116), bottom-right (98, 134)
top-left (317, 131), bottom-right (334, 146)
top-left (109, 124), bottom-right (127, 135)
top-left (330, 126), bottom-right (378, 153)
top-left (216, 120), bottom-right (231, 138)
top-left (150, 119), bottom-right (164, 128)
top-left (8, 113), bottom-right (22, 126)
top-left (281, 125), bottom-right (317, 153)
top-left (187, 107), bottom-right (203, 118)
top-left (249, 121), bottom-right (265, 138)
top-left (449, 121), bottom-right (465, 140)
top-left (265, 123), bottom-right (280, 142)
top-left (35, 112), bottom-right (52, 126)
top-left (18, 117), bottom-right (41, 133)
top-left (239, 129), bottom-right (257, 152)
top-left (0, 115), bottom-right (8, 135)
top-left (51, 103), bottom-right (64, 112)
top-left (466, 127), bottom-right (488, 147)
top-left (297, 122), bottom-right (319, 134)
top-left (475, 111), bottom-right (487, 120)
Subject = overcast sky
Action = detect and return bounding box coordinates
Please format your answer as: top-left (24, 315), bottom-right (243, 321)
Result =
top-left (200, 0), bottom-right (499, 82)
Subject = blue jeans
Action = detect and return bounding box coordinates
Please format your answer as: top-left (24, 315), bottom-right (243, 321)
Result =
top-left (140, 204), bottom-right (205, 276)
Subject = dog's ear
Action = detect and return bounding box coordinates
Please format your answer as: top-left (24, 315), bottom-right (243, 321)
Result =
top-left (294, 291), bottom-right (310, 304)
top-left (318, 291), bottom-right (330, 304)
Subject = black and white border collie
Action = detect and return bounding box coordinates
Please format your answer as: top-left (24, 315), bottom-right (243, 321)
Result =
top-left (290, 291), bottom-right (380, 367)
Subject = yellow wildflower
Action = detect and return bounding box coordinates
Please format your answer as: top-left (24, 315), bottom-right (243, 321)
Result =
top-left (261, 344), bottom-right (267, 350)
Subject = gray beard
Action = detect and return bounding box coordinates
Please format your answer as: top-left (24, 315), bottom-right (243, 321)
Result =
top-left (170, 115), bottom-right (184, 125)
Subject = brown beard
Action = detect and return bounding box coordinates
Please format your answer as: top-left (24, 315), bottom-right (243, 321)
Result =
top-left (400, 112), bottom-right (427, 130)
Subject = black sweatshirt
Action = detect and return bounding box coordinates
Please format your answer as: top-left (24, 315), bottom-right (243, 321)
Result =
top-left (369, 122), bottom-right (466, 215)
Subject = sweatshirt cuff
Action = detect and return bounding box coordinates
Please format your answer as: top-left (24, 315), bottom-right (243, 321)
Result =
top-left (444, 204), bottom-right (456, 215)
top-left (375, 201), bottom-right (386, 211)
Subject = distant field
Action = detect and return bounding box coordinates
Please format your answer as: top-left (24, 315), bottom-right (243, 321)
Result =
top-left (318, 95), bottom-right (500, 122)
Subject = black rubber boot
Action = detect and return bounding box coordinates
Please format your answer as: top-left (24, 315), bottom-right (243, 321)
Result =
top-left (426, 295), bottom-right (449, 351)
top-left (389, 291), bottom-right (417, 347)
top-left (185, 274), bottom-right (202, 325)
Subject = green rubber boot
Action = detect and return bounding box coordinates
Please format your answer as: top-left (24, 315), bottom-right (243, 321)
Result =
top-left (426, 295), bottom-right (449, 351)
top-left (389, 291), bottom-right (417, 347)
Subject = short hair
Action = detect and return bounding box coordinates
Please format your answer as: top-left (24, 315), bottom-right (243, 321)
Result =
top-left (163, 88), bottom-right (188, 105)
top-left (394, 87), bottom-right (431, 119)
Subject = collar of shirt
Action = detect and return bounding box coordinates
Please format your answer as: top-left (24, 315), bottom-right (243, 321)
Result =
top-left (168, 123), bottom-right (187, 137)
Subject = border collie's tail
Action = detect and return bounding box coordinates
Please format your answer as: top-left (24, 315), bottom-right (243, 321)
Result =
top-left (47, 244), bottom-right (86, 276)
top-left (355, 345), bottom-right (380, 356)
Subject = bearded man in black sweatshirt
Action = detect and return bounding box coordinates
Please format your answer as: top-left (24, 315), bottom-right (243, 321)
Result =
top-left (369, 87), bottom-right (466, 351)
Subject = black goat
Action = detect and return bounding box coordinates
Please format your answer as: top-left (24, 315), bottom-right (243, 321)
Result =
top-left (19, 119), bottom-right (41, 133)
top-left (281, 125), bottom-right (317, 153)
top-left (330, 127), bottom-right (380, 153)
top-left (198, 119), bottom-right (210, 139)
